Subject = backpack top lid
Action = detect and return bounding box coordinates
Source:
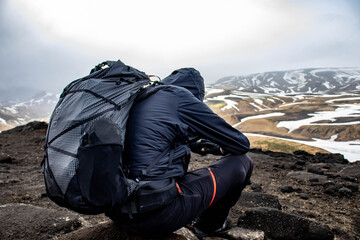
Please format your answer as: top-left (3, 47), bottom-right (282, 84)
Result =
top-left (44, 60), bottom-right (150, 198)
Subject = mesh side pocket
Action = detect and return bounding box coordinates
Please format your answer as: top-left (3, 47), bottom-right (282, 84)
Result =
top-left (76, 118), bottom-right (129, 208)
top-left (77, 143), bottom-right (129, 208)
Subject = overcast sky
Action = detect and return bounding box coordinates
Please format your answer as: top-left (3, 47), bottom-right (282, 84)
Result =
top-left (1, 0), bottom-right (360, 100)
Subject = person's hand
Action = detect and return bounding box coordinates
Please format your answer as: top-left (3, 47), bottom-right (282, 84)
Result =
top-left (189, 139), bottom-right (222, 156)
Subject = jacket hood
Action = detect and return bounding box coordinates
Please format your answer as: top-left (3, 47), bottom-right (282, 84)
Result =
top-left (162, 68), bottom-right (205, 101)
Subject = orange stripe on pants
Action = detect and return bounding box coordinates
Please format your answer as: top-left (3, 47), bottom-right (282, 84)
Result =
top-left (207, 168), bottom-right (217, 207)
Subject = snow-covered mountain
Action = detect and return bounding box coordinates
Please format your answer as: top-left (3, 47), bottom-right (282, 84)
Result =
top-left (2, 67), bottom-right (359, 131)
top-left (214, 68), bottom-right (360, 94)
top-left (0, 92), bottom-right (59, 131)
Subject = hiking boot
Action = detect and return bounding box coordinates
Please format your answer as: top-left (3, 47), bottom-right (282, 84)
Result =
top-left (214, 218), bottom-right (230, 233)
top-left (187, 217), bottom-right (230, 238)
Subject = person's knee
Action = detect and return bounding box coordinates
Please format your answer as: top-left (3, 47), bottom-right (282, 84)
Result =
top-left (242, 154), bottom-right (253, 175)
top-left (209, 153), bottom-right (253, 186)
top-left (242, 154), bottom-right (253, 184)
top-left (229, 154), bottom-right (253, 173)
top-left (229, 154), bottom-right (253, 185)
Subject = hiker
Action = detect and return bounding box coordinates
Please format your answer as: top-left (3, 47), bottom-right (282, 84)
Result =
top-left (107, 68), bottom-right (253, 237)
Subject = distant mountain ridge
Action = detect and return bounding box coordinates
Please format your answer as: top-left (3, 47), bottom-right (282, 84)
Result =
top-left (1, 67), bottom-right (360, 131)
top-left (0, 92), bottom-right (58, 131)
top-left (213, 68), bottom-right (360, 94)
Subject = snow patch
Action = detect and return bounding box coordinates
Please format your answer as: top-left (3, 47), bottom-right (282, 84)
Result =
top-left (288, 87), bottom-right (296, 94)
top-left (325, 97), bottom-right (360, 103)
top-left (249, 102), bottom-right (261, 111)
top-left (311, 121), bottom-right (360, 126)
top-left (292, 95), bottom-right (305, 100)
top-left (254, 99), bottom-right (263, 106)
top-left (221, 99), bottom-right (239, 111)
top-left (233, 112), bottom-right (284, 128)
top-left (279, 101), bottom-right (308, 108)
top-left (277, 104), bottom-right (360, 132)
top-left (253, 99), bottom-right (270, 110)
top-left (310, 68), bottom-right (335, 78)
top-left (272, 97), bottom-right (286, 103)
top-left (322, 81), bottom-right (334, 89)
top-left (4, 106), bottom-right (18, 114)
top-left (262, 87), bottom-right (282, 94)
top-left (206, 88), bottom-right (224, 95)
top-left (245, 133), bottom-right (360, 162)
top-left (207, 93), bottom-right (244, 112)
top-left (283, 70), bottom-right (307, 85)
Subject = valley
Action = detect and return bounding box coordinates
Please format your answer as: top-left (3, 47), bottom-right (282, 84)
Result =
top-left (206, 91), bottom-right (360, 161)
top-left (205, 67), bottom-right (360, 161)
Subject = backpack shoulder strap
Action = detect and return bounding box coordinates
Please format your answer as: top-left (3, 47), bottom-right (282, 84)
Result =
top-left (135, 83), bottom-right (170, 103)
top-left (135, 83), bottom-right (175, 179)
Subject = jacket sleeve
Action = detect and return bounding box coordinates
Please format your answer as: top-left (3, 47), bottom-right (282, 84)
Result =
top-left (177, 89), bottom-right (250, 155)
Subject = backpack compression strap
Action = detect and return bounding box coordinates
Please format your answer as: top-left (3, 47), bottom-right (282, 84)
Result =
top-left (140, 144), bottom-right (175, 178)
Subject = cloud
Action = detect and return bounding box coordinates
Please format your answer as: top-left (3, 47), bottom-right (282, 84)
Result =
top-left (0, 0), bottom-right (99, 95)
top-left (0, 0), bottom-right (359, 97)
top-left (11, 0), bottom-right (309, 63)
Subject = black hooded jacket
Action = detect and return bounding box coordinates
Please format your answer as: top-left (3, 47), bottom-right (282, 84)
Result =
top-left (124, 68), bottom-right (250, 180)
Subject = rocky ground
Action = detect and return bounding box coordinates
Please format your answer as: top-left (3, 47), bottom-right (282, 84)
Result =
top-left (0, 122), bottom-right (359, 240)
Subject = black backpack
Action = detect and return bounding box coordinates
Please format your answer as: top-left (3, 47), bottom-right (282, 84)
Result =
top-left (43, 60), bottom-right (151, 214)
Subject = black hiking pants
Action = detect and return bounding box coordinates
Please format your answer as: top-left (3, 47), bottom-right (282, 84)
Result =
top-left (110, 154), bottom-right (253, 236)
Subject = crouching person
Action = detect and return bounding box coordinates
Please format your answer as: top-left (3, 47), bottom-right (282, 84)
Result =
top-left (106, 68), bottom-right (253, 237)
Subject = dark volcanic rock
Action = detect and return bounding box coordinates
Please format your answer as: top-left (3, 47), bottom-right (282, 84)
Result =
top-left (237, 192), bottom-right (282, 210)
top-left (323, 182), bottom-right (340, 189)
top-left (308, 167), bottom-right (324, 175)
top-left (250, 148), bottom-right (295, 160)
top-left (0, 203), bottom-right (81, 240)
top-left (338, 187), bottom-right (352, 196)
top-left (290, 164), bottom-right (304, 170)
top-left (299, 193), bottom-right (309, 200)
top-left (343, 184), bottom-right (359, 193)
top-left (323, 182), bottom-right (344, 195)
top-left (324, 173), bottom-right (340, 179)
top-left (0, 156), bottom-right (14, 163)
top-left (174, 228), bottom-right (198, 240)
top-left (250, 183), bottom-right (262, 192)
top-left (58, 221), bottom-right (191, 240)
top-left (0, 124), bottom-right (358, 239)
top-left (280, 185), bottom-right (294, 193)
top-left (308, 222), bottom-right (334, 240)
top-left (324, 186), bottom-right (337, 195)
top-left (294, 150), bottom-right (313, 157)
top-left (222, 227), bottom-right (265, 240)
top-left (338, 162), bottom-right (360, 180)
top-left (295, 160), bottom-right (306, 166)
top-left (322, 182), bottom-right (355, 197)
top-left (341, 175), bottom-right (356, 182)
top-left (332, 227), bottom-right (358, 240)
top-left (313, 153), bottom-right (348, 164)
top-left (273, 163), bottom-right (285, 169)
top-left (238, 207), bottom-right (334, 240)
top-left (4, 121), bottom-right (48, 133)
top-left (287, 171), bottom-right (328, 182)
top-left (294, 150), bottom-right (314, 162)
top-left (27, 137), bottom-right (45, 144)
